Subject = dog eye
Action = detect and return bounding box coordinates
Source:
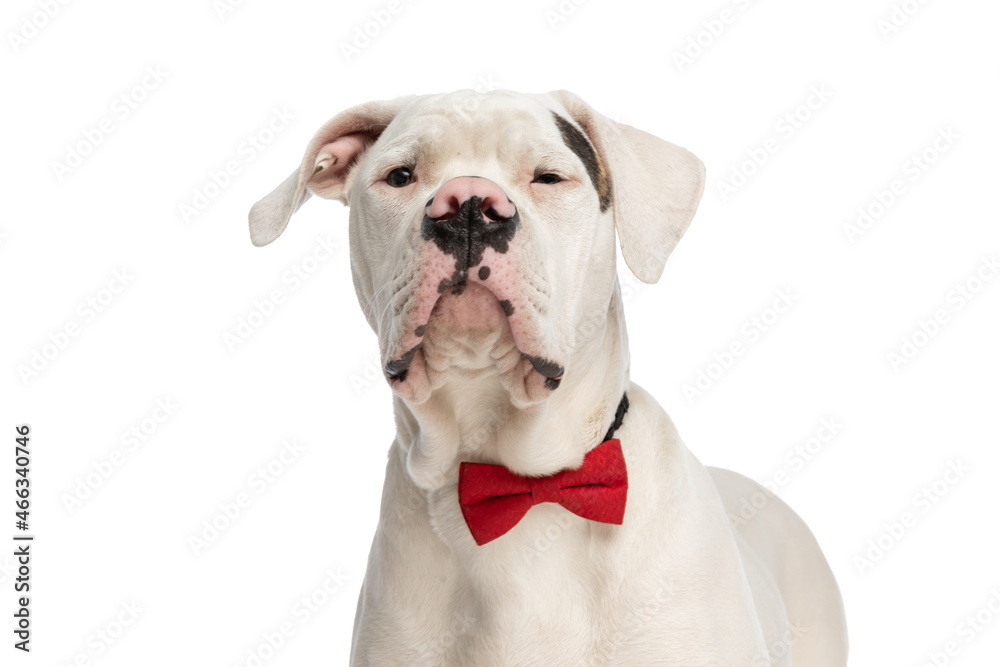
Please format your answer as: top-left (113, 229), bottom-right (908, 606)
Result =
top-left (386, 167), bottom-right (414, 187)
top-left (533, 172), bottom-right (563, 185)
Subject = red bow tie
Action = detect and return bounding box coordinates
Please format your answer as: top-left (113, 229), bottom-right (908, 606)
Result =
top-left (457, 438), bottom-right (628, 545)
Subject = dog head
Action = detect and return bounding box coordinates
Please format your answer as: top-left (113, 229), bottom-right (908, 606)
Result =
top-left (250, 90), bottom-right (704, 409)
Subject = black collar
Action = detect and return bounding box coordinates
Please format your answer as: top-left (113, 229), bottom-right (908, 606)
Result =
top-left (602, 393), bottom-right (630, 442)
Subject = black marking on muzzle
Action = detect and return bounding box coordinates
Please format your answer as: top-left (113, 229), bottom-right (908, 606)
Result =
top-left (385, 346), bottom-right (419, 382)
top-left (437, 270), bottom-right (468, 296)
top-left (524, 354), bottom-right (564, 391)
top-left (421, 196), bottom-right (520, 292)
top-left (551, 112), bottom-right (612, 213)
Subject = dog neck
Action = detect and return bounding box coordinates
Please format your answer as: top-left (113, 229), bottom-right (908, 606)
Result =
top-left (393, 281), bottom-right (630, 490)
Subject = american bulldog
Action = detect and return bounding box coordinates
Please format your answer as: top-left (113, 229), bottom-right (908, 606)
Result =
top-left (249, 89), bottom-right (848, 666)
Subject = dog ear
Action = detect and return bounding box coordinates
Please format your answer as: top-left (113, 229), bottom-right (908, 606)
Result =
top-left (547, 90), bottom-right (705, 283)
top-left (248, 96), bottom-right (417, 247)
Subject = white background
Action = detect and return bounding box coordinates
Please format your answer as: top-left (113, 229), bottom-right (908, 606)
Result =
top-left (3, 0), bottom-right (999, 665)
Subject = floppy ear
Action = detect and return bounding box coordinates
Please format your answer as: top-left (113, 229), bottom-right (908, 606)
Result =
top-left (547, 90), bottom-right (705, 283)
top-left (248, 96), bottom-right (417, 247)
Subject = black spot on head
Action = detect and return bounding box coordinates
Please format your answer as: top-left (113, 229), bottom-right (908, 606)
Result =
top-left (478, 266), bottom-right (491, 280)
top-left (551, 112), bottom-right (612, 212)
top-left (414, 325), bottom-right (426, 337)
top-left (499, 300), bottom-right (514, 317)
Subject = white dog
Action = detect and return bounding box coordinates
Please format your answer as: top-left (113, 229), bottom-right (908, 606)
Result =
top-left (249, 90), bottom-right (848, 666)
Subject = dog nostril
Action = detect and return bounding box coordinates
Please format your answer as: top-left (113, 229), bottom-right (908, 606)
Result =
top-left (481, 200), bottom-right (516, 222)
top-left (426, 197), bottom-right (461, 221)
top-left (427, 176), bottom-right (517, 221)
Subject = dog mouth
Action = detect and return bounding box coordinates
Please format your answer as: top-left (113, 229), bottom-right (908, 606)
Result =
top-left (380, 195), bottom-right (563, 405)
top-left (383, 268), bottom-right (564, 405)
